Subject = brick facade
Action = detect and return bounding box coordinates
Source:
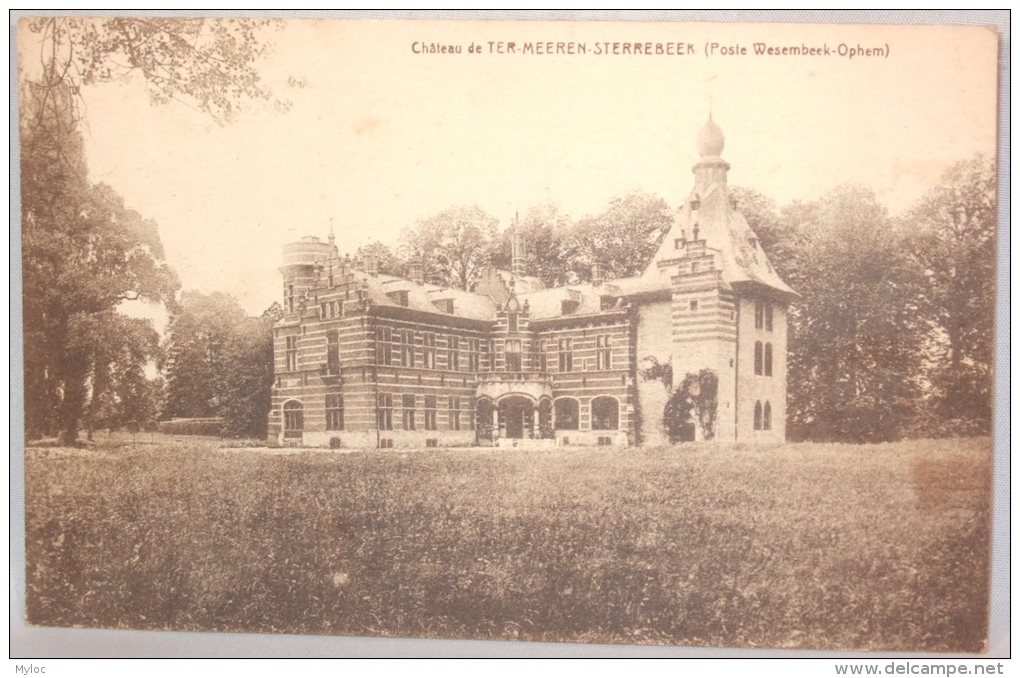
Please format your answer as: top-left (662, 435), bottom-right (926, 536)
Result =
top-left (268, 117), bottom-right (796, 448)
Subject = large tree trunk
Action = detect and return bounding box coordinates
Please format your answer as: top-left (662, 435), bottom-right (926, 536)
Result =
top-left (57, 351), bottom-right (89, 446)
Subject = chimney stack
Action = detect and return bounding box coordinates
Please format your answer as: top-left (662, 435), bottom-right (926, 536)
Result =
top-left (592, 262), bottom-right (604, 287)
top-left (408, 260), bottom-right (425, 285)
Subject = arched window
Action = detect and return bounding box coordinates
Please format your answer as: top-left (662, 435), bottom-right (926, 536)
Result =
top-left (753, 401), bottom-right (762, 431)
top-left (754, 341), bottom-right (763, 375)
top-left (555, 398), bottom-right (579, 430)
top-left (283, 400), bottom-right (303, 438)
top-left (764, 343), bottom-right (773, 377)
top-left (476, 398), bottom-right (494, 439)
top-left (763, 401), bottom-right (772, 431)
top-left (591, 396), bottom-right (619, 430)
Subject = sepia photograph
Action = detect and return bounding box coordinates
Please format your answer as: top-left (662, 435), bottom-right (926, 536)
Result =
top-left (14, 13), bottom-right (1004, 657)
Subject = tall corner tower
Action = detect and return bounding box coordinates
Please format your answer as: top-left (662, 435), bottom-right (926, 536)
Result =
top-left (650, 115), bottom-right (797, 442)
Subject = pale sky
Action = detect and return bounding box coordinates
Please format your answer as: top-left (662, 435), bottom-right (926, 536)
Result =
top-left (20, 19), bottom-right (998, 315)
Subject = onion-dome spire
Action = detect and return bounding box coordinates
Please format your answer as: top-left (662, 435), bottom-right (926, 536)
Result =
top-left (696, 113), bottom-right (725, 157)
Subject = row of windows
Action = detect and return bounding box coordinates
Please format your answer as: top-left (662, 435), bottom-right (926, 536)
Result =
top-left (753, 400), bottom-right (773, 431)
top-left (754, 341), bottom-right (774, 377)
top-left (282, 396), bottom-right (621, 433)
top-left (284, 331), bottom-right (619, 374)
top-left (377, 393), bottom-right (469, 431)
top-left (320, 300), bottom-right (345, 319)
top-left (506, 337), bottom-right (613, 373)
top-left (375, 329), bottom-right (480, 371)
top-left (371, 331), bottom-right (617, 373)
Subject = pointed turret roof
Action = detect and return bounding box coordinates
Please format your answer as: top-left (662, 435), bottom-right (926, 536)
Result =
top-left (639, 116), bottom-right (797, 301)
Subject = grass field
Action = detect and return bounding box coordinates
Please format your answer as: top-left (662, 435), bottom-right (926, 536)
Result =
top-left (24, 436), bottom-right (990, 652)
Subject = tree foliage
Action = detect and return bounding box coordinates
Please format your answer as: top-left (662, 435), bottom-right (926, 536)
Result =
top-left (162, 293), bottom-right (278, 438)
top-left (568, 191), bottom-right (673, 281)
top-left (663, 369), bottom-right (718, 443)
top-left (75, 312), bottom-right (162, 437)
top-left (399, 205), bottom-right (499, 290)
top-left (906, 155), bottom-right (996, 434)
top-left (782, 186), bottom-right (929, 443)
top-left (488, 204), bottom-right (575, 287)
top-left (354, 241), bottom-right (405, 278)
top-left (21, 17), bottom-right (279, 126)
top-left (20, 80), bottom-right (178, 443)
top-left (19, 17), bottom-right (279, 443)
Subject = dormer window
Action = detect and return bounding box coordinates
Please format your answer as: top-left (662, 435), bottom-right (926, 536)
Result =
top-left (508, 311), bottom-right (518, 332)
top-left (561, 299), bottom-right (579, 315)
top-left (600, 295), bottom-right (616, 312)
top-left (433, 298), bottom-right (455, 314)
top-left (386, 290), bottom-right (409, 307)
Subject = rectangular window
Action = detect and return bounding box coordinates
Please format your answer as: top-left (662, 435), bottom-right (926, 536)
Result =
top-left (285, 284), bottom-right (295, 313)
top-left (469, 338), bottom-right (480, 372)
top-left (425, 395), bottom-right (438, 430)
top-left (558, 337), bottom-right (573, 373)
top-left (402, 329), bottom-right (416, 368)
top-left (326, 330), bottom-right (340, 375)
top-left (376, 327), bottom-right (393, 365)
top-left (596, 335), bottom-right (612, 370)
top-left (283, 402), bottom-right (303, 436)
top-left (326, 393), bottom-right (344, 430)
top-left (533, 340), bottom-right (547, 373)
top-left (508, 312), bottom-right (519, 333)
top-left (423, 332), bottom-right (436, 369)
top-left (765, 302), bottom-right (774, 332)
top-left (402, 393), bottom-right (416, 430)
top-left (377, 393), bottom-right (393, 431)
top-left (320, 302), bottom-right (327, 318)
top-left (286, 335), bottom-right (298, 371)
top-left (449, 396), bottom-right (461, 430)
top-left (505, 339), bottom-right (522, 372)
top-left (755, 301), bottom-right (764, 330)
top-left (448, 335), bottom-right (460, 371)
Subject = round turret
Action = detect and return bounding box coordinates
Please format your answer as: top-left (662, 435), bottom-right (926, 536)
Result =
top-left (282, 236), bottom-right (333, 268)
top-left (696, 115), bottom-right (725, 157)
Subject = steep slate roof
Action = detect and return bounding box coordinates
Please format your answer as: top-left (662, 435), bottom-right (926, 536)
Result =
top-left (638, 116), bottom-right (797, 301)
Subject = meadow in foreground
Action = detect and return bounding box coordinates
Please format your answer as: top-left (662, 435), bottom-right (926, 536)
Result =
top-left (25, 436), bottom-right (990, 651)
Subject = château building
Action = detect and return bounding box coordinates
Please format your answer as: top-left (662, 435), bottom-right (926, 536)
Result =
top-left (268, 116), bottom-right (796, 448)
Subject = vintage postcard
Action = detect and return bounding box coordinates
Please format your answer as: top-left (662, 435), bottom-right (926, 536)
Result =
top-left (16, 16), bottom-right (1001, 656)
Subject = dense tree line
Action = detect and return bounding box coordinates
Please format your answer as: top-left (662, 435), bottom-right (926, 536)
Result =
top-left (354, 191), bottom-right (673, 291)
top-left (733, 164), bottom-right (995, 442)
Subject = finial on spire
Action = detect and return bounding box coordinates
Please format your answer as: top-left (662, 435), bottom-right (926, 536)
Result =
top-left (328, 217), bottom-right (336, 247)
top-left (511, 210), bottom-right (527, 280)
